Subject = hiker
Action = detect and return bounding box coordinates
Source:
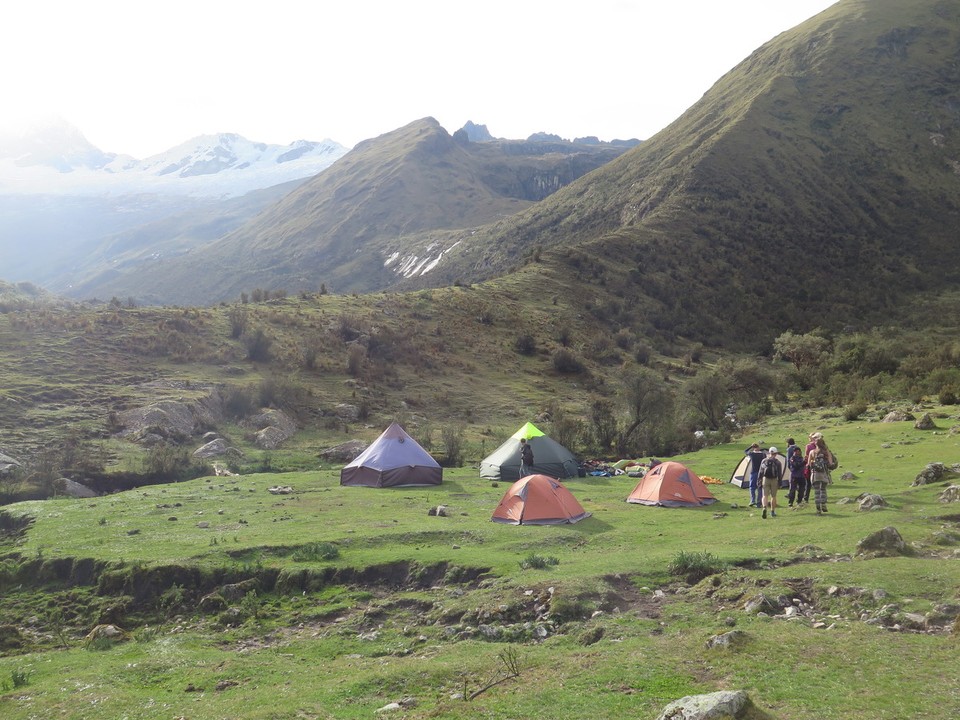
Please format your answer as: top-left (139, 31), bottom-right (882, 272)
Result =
top-left (519, 437), bottom-right (534, 477)
top-left (786, 445), bottom-right (807, 507)
top-left (744, 442), bottom-right (766, 507)
top-left (782, 437), bottom-right (797, 489)
top-left (757, 446), bottom-right (782, 519)
top-left (806, 435), bottom-right (834, 514)
top-left (802, 432), bottom-right (822, 504)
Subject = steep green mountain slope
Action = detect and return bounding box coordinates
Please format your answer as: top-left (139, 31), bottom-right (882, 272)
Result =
top-left (408, 0), bottom-right (960, 347)
top-left (82, 119), bottom-right (627, 304)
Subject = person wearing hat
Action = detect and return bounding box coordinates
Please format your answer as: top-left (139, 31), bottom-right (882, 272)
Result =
top-left (757, 446), bottom-right (783, 519)
top-left (744, 442), bottom-right (766, 507)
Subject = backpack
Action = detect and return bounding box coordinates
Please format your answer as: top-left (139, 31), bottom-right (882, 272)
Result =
top-left (827, 452), bottom-right (839, 470)
top-left (788, 452), bottom-right (805, 472)
top-left (811, 453), bottom-right (828, 473)
top-left (521, 444), bottom-right (534, 464)
top-left (763, 460), bottom-right (778, 479)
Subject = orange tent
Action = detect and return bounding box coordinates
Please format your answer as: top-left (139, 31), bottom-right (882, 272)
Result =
top-left (491, 474), bottom-right (591, 525)
top-left (626, 461), bottom-right (718, 507)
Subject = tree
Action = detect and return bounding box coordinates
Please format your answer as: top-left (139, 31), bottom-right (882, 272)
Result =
top-left (685, 371), bottom-right (731, 430)
top-left (617, 368), bottom-right (672, 455)
top-left (773, 330), bottom-right (831, 371)
top-left (590, 397), bottom-right (618, 453)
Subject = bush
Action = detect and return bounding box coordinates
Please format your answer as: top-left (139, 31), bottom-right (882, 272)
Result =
top-left (292, 542), bottom-right (340, 562)
top-left (514, 334), bottom-right (537, 355)
top-left (552, 348), bottom-right (586, 374)
top-left (243, 328), bottom-right (273, 362)
top-left (938, 388), bottom-right (958, 405)
top-left (668, 550), bottom-right (726, 584)
top-left (843, 402), bottom-right (867, 421)
top-left (441, 424), bottom-right (466, 467)
top-left (519, 553), bottom-right (560, 570)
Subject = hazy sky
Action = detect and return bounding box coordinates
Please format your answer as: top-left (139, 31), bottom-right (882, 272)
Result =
top-left (2, 0), bottom-right (837, 158)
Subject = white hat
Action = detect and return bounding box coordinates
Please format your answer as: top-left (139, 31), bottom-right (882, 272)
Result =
top-left (768, 446), bottom-right (778, 454)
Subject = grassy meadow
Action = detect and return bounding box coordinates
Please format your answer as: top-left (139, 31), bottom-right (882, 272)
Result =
top-left (1, 408), bottom-right (958, 719)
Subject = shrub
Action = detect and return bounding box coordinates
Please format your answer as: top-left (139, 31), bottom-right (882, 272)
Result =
top-left (441, 424), bottom-right (466, 467)
top-left (519, 553), bottom-right (560, 570)
top-left (548, 596), bottom-right (591, 623)
top-left (843, 402), bottom-right (867, 421)
top-left (552, 348), bottom-right (586, 374)
top-left (292, 542), bottom-right (340, 562)
top-left (514, 334), bottom-right (537, 355)
top-left (227, 306), bottom-right (248, 339)
top-left (347, 345), bottom-right (366, 376)
top-left (668, 550), bottom-right (726, 583)
top-left (938, 388), bottom-right (958, 405)
top-left (243, 328), bottom-right (273, 362)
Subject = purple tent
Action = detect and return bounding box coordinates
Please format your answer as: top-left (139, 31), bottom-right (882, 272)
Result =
top-left (340, 422), bottom-right (442, 488)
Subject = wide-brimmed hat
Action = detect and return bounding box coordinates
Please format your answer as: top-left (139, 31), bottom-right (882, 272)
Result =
top-left (810, 432), bottom-right (823, 440)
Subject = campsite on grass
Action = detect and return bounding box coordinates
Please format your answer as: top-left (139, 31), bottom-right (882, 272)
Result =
top-left (1, 408), bottom-right (959, 720)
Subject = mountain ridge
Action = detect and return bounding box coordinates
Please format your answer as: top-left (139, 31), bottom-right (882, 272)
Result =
top-left (65, 117), bottom-right (633, 303)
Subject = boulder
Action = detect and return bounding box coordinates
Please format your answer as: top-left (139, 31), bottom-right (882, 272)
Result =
top-left (881, 410), bottom-right (915, 422)
top-left (0, 450), bottom-right (21, 475)
top-left (856, 526), bottom-right (909, 558)
top-left (320, 440), bottom-right (367, 462)
top-left (656, 690), bottom-right (771, 720)
top-left (706, 630), bottom-right (747, 649)
top-left (914, 413), bottom-right (937, 430)
top-left (940, 485), bottom-right (960, 503)
top-left (56, 478), bottom-right (98, 498)
top-left (913, 462), bottom-right (960, 486)
top-left (85, 624), bottom-right (129, 642)
top-left (334, 403), bottom-right (361, 422)
top-left (857, 493), bottom-right (888, 511)
top-left (194, 438), bottom-right (228, 458)
top-left (119, 400), bottom-right (199, 442)
top-left (242, 408), bottom-right (297, 449)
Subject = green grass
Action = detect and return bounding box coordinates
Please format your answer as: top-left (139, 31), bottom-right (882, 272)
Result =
top-left (1, 408), bottom-right (958, 718)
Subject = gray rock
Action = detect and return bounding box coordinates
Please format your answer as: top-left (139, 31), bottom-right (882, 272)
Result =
top-left (334, 403), bottom-right (361, 422)
top-left (0, 450), bottom-right (21, 474)
top-left (939, 485), bottom-right (960, 503)
top-left (856, 526), bottom-right (909, 558)
top-left (913, 462), bottom-right (960, 486)
top-left (194, 438), bottom-right (228, 458)
top-left (857, 493), bottom-right (888, 512)
top-left (242, 408), bottom-right (297, 449)
top-left (656, 690), bottom-right (770, 720)
top-left (57, 478), bottom-right (98, 498)
top-left (320, 440), bottom-right (367, 462)
top-left (881, 410), bottom-right (915, 422)
top-left (706, 630), bottom-right (746, 649)
top-left (914, 413), bottom-right (937, 430)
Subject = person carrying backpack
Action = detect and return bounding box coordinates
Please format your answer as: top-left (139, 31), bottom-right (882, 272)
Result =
top-left (519, 437), bottom-right (534, 477)
top-left (787, 445), bottom-right (807, 507)
top-left (757, 446), bottom-right (782, 519)
top-left (806, 436), bottom-right (835, 514)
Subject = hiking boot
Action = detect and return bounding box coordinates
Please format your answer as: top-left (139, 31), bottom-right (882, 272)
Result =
top-left (762, 508), bottom-right (767, 519)
top-left (821, 505), bottom-right (828, 513)
top-left (771, 510), bottom-right (777, 518)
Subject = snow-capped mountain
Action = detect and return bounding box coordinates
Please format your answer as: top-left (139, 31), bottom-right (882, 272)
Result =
top-left (0, 119), bottom-right (348, 198)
